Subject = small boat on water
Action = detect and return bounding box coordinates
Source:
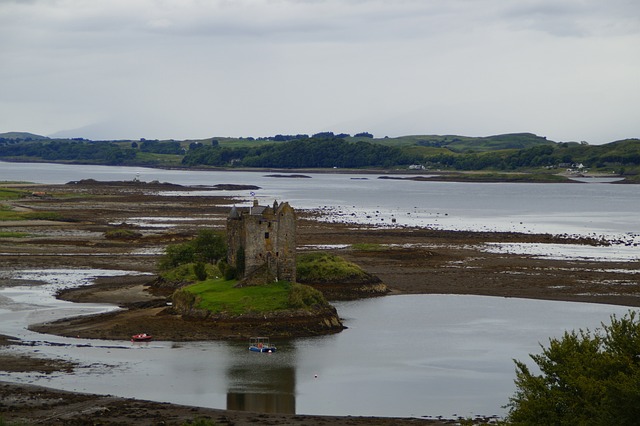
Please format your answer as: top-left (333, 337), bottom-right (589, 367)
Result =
top-left (249, 336), bottom-right (276, 353)
top-left (131, 333), bottom-right (153, 342)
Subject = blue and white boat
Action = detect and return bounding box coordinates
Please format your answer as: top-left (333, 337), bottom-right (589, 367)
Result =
top-left (249, 336), bottom-right (276, 353)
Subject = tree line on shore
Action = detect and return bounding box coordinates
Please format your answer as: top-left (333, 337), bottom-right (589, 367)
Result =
top-left (0, 132), bottom-right (638, 174)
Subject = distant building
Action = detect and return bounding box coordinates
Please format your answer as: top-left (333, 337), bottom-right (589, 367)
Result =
top-left (226, 200), bottom-right (296, 284)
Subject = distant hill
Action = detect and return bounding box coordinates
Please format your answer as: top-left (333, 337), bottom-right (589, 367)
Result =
top-left (0, 132), bottom-right (637, 177)
top-left (0, 132), bottom-right (49, 140)
top-left (375, 133), bottom-right (555, 152)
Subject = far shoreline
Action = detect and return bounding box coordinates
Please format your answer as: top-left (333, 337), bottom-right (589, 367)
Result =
top-left (0, 158), bottom-right (633, 184)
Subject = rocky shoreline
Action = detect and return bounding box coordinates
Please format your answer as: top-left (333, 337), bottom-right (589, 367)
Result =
top-left (1, 180), bottom-right (638, 424)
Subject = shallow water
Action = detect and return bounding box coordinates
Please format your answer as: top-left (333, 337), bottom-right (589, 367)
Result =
top-left (0, 269), bottom-right (636, 418)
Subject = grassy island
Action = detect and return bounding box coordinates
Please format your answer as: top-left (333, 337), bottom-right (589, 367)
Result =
top-left (174, 278), bottom-right (327, 315)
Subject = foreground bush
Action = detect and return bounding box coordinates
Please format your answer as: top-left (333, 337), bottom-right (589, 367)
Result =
top-left (507, 310), bottom-right (640, 425)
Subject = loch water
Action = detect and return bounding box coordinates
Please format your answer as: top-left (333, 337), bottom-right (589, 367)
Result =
top-left (1, 162), bottom-right (639, 418)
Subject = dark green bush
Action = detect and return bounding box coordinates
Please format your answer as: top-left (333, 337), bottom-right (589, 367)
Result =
top-left (193, 262), bottom-right (207, 281)
top-left (507, 311), bottom-right (640, 425)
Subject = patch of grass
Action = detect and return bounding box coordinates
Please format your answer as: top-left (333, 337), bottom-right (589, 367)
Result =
top-left (0, 207), bottom-right (25, 220)
top-left (21, 211), bottom-right (63, 220)
top-left (297, 252), bottom-right (370, 282)
top-left (351, 243), bottom-right (386, 251)
top-left (0, 208), bottom-right (63, 221)
top-left (0, 232), bottom-right (29, 238)
top-left (132, 151), bottom-right (184, 167)
top-left (0, 188), bottom-right (25, 200)
top-left (185, 278), bottom-right (291, 314)
top-left (183, 279), bottom-right (326, 315)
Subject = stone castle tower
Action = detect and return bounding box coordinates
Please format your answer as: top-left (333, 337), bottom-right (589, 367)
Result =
top-left (226, 200), bottom-right (296, 284)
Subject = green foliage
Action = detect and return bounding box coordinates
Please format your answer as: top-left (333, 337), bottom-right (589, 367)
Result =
top-left (288, 283), bottom-right (327, 309)
top-left (172, 287), bottom-right (200, 309)
top-left (193, 230), bottom-right (227, 263)
top-left (159, 230), bottom-right (227, 270)
top-left (159, 241), bottom-right (196, 270)
top-left (182, 137), bottom-right (418, 168)
top-left (297, 252), bottom-right (369, 283)
top-left (2, 133), bottom-right (640, 172)
top-left (507, 311), bottom-right (640, 425)
top-left (193, 262), bottom-right (207, 281)
top-left (160, 262), bottom-right (219, 283)
top-left (139, 140), bottom-right (183, 155)
top-left (0, 139), bottom-right (136, 165)
top-left (387, 132), bottom-right (554, 152)
top-left (223, 265), bottom-right (237, 281)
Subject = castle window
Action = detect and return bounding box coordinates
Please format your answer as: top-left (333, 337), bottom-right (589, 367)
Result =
top-left (265, 232), bottom-right (270, 239)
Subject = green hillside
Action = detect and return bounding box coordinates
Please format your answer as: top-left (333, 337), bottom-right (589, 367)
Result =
top-left (0, 132), bottom-right (49, 141)
top-left (0, 130), bottom-right (638, 178)
top-left (371, 133), bottom-right (555, 152)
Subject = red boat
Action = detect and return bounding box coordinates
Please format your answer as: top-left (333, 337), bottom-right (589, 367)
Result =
top-left (131, 333), bottom-right (153, 342)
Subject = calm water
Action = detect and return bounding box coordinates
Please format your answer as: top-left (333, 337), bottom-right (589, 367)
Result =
top-left (0, 268), bottom-right (635, 418)
top-left (1, 162), bottom-right (639, 418)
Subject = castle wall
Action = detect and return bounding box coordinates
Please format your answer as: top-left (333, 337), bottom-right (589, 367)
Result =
top-left (226, 201), bottom-right (296, 283)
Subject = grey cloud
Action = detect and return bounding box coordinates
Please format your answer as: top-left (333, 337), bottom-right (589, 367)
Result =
top-left (1, 0), bottom-right (638, 142)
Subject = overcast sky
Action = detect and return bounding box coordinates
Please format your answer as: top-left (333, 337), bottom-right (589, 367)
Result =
top-left (1, 0), bottom-right (639, 143)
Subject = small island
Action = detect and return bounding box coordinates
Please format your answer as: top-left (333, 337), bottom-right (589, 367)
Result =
top-left (33, 199), bottom-right (389, 341)
top-left (169, 199), bottom-right (347, 338)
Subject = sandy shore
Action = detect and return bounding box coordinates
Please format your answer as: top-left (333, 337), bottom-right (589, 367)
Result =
top-left (1, 180), bottom-right (638, 424)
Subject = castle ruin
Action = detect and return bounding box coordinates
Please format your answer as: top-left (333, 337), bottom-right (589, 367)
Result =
top-left (226, 200), bottom-right (296, 284)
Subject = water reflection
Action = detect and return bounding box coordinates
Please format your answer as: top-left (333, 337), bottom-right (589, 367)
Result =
top-left (226, 343), bottom-right (297, 413)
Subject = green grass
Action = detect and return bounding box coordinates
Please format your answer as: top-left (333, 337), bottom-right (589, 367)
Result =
top-left (184, 278), bottom-right (293, 314)
top-left (0, 232), bottom-right (29, 238)
top-left (0, 188), bottom-right (26, 200)
top-left (0, 207), bottom-right (62, 221)
top-left (297, 252), bottom-right (370, 282)
top-left (181, 278), bottom-right (326, 314)
top-left (131, 151), bottom-right (184, 167)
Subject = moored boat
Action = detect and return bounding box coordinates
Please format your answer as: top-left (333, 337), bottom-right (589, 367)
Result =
top-left (131, 333), bottom-right (152, 342)
top-left (249, 336), bottom-right (276, 353)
